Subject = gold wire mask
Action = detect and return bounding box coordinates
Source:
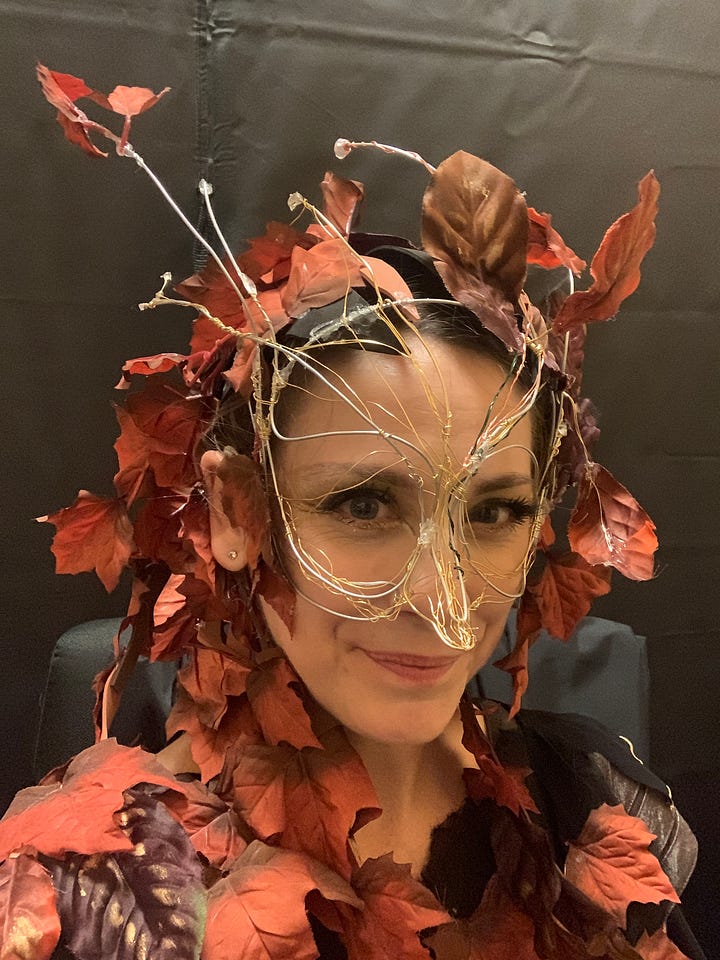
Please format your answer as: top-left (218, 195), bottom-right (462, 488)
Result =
top-left (252, 299), bottom-right (559, 651)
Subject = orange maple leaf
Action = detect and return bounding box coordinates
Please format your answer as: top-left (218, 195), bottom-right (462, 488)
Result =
top-left (38, 490), bottom-right (134, 591)
top-left (564, 803), bottom-right (680, 927)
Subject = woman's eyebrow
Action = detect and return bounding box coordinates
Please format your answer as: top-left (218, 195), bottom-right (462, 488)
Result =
top-left (462, 472), bottom-right (535, 496)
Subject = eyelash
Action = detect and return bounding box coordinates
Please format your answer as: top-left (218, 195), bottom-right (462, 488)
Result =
top-left (466, 497), bottom-right (538, 532)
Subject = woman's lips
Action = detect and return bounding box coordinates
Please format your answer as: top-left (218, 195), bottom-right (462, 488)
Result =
top-left (358, 649), bottom-right (460, 685)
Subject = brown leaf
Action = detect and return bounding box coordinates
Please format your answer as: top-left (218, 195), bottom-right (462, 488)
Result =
top-left (422, 150), bottom-right (529, 305)
top-left (564, 804), bottom-right (680, 927)
top-left (203, 841), bottom-right (362, 960)
top-left (493, 630), bottom-right (531, 719)
top-left (38, 491), bottom-right (134, 592)
top-left (0, 853), bottom-right (60, 960)
top-left (568, 463), bottom-right (658, 581)
top-left (425, 874), bottom-right (540, 960)
top-left (527, 551), bottom-right (612, 642)
top-left (320, 171), bottom-right (365, 237)
top-left (343, 855), bottom-right (450, 960)
top-left (527, 207), bottom-right (586, 275)
top-left (634, 927), bottom-right (692, 959)
top-left (553, 172), bottom-right (660, 333)
top-left (0, 741), bottom-right (188, 859)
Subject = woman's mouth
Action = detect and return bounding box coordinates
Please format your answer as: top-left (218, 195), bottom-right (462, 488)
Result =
top-left (358, 649), bottom-right (461, 685)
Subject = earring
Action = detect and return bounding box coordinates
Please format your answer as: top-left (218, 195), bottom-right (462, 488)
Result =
top-left (227, 550), bottom-right (239, 561)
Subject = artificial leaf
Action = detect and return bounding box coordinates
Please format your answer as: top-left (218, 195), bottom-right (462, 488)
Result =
top-left (166, 685), bottom-right (263, 784)
top-left (246, 656), bottom-right (322, 750)
top-left (223, 337), bottom-right (258, 397)
top-left (459, 700), bottom-right (538, 815)
top-left (281, 238), bottom-right (364, 318)
top-left (203, 841), bottom-right (361, 960)
top-left (564, 804), bottom-right (679, 927)
top-left (0, 852), bottom-right (60, 960)
top-left (493, 631), bottom-right (531, 718)
top-left (116, 351), bottom-right (188, 388)
top-left (634, 927), bottom-right (692, 960)
top-left (36, 63), bottom-right (110, 158)
top-left (360, 256), bottom-right (415, 308)
top-left (553, 172), bottom-right (660, 333)
top-left (177, 644), bottom-right (252, 728)
top-left (38, 490), bottom-right (134, 592)
top-left (527, 207), bottom-right (586, 275)
top-left (89, 84), bottom-right (170, 118)
top-left (568, 463), bottom-right (658, 581)
top-left (231, 728), bottom-right (379, 879)
top-left (48, 789), bottom-right (204, 960)
top-left (114, 380), bottom-right (211, 493)
top-left (423, 255), bottom-right (524, 351)
top-left (425, 874), bottom-right (540, 960)
top-left (0, 740), bottom-right (188, 859)
top-left (213, 452), bottom-right (270, 570)
top-left (525, 551), bottom-right (612, 642)
top-left (132, 488), bottom-right (187, 571)
top-left (422, 150), bottom-right (529, 305)
top-left (320, 171), bottom-right (365, 237)
top-left (343, 855), bottom-right (449, 960)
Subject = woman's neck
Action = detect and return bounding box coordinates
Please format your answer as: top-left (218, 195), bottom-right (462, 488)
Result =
top-left (345, 710), bottom-right (471, 872)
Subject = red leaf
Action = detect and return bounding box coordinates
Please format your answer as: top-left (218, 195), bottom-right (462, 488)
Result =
top-left (55, 109), bottom-right (107, 158)
top-left (422, 150), bottom-right (529, 305)
top-left (527, 551), bottom-right (612, 641)
top-left (166, 689), bottom-right (263, 783)
top-left (177, 644), bottom-right (252, 728)
top-left (527, 207), bottom-right (586, 275)
top-left (0, 741), bottom-right (188, 859)
top-left (113, 381), bottom-right (211, 496)
top-left (36, 64), bottom-right (112, 158)
top-left (360, 256), bottom-right (415, 306)
top-left (553, 172), bottom-right (660, 333)
top-left (343, 855), bottom-right (450, 960)
top-left (203, 841), bottom-right (362, 960)
top-left (281, 239), bottom-right (364, 318)
top-left (459, 700), bottom-right (538, 815)
top-left (634, 927), bottom-right (693, 959)
top-left (0, 853), bottom-right (60, 960)
top-left (246, 657), bottom-right (323, 750)
top-left (564, 803), bottom-right (680, 927)
top-left (116, 352), bottom-right (187, 388)
top-left (568, 463), bottom-right (658, 581)
top-left (493, 630), bottom-right (531, 718)
top-left (38, 491), bottom-right (134, 591)
top-left (320, 171), bottom-right (365, 237)
top-left (232, 728), bottom-right (379, 879)
top-left (89, 84), bottom-right (170, 118)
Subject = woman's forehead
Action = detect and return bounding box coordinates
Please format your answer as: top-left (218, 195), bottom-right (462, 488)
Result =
top-left (274, 340), bottom-right (535, 483)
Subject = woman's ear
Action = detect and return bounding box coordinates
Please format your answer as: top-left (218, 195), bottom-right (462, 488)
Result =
top-left (200, 449), bottom-right (249, 571)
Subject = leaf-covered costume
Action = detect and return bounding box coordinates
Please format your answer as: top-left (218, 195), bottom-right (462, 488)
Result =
top-left (0, 645), bottom-right (703, 959)
top-left (7, 65), bottom-right (704, 960)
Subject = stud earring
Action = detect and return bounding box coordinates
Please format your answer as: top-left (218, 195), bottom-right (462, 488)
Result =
top-left (227, 550), bottom-right (239, 561)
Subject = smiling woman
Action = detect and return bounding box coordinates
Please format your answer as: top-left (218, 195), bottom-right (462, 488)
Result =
top-left (0, 79), bottom-right (705, 960)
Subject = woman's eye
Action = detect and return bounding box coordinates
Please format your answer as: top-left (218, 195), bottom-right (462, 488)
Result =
top-left (468, 498), bottom-right (537, 530)
top-left (345, 496), bottom-right (382, 521)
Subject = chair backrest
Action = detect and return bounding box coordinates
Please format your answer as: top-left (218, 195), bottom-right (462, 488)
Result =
top-left (33, 614), bottom-right (649, 780)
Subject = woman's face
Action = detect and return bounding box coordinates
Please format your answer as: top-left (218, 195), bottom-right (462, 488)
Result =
top-left (267, 338), bottom-right (538, 745)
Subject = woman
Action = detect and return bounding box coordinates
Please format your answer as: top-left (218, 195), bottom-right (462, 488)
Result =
top-left (0, 107), bottom-right (704, 957)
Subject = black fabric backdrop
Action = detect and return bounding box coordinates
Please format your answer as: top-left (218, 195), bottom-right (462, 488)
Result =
top-left (2, 0), bottom-right (718, 827)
